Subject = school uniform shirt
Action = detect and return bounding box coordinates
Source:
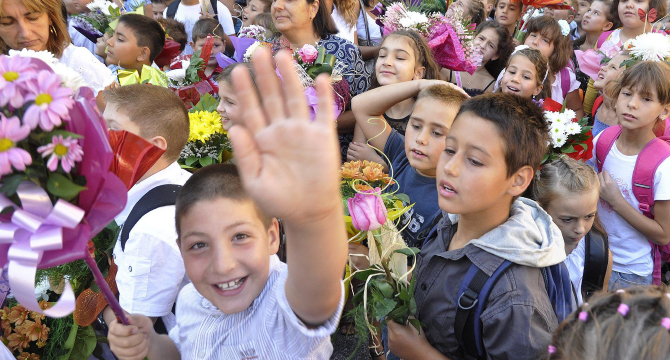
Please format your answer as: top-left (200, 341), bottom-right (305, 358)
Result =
top-left (164, 2), bottom-right (236, 55)
top-left (168, 255), bottom-right (344, 359)
top-left (591, 134), bottom-right (670, 277)
top-left (564, 239), bottom-right (585, 305)
top-left (113, 162), bottom-right (192, 331)
top-left (383, 130), bottom-right (442, 249)
top-left (414, 198), bottom-right (567, 359)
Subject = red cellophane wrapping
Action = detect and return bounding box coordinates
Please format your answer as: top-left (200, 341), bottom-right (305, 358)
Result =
top-left (109, 130), bottom-right (166, 190)
top-left (175, 80), bottom-right (216, 109)
top-left (155, 39), bottom-right (183, 69)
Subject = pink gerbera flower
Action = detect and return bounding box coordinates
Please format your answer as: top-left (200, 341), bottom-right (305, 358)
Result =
top-left (0, 115), bottom-right (32, 177)
top-left (37, 135), bottom-right (83, 173)
top-left (0, 56), bottom-right (36, 108)
top-left (24, 71), bottom-right (74, 131)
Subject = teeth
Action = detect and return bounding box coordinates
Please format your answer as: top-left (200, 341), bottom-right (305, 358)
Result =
top-left (216, 278), bottom-right (244, 291)
top-left (443, 185), bottom-right (455, 193)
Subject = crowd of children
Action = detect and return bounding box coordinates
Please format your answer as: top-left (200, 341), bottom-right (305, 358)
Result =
top-left (3, 0), bottom-right (670, 358)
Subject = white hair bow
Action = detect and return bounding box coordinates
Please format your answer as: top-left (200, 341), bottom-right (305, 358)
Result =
top-left (558, 20), bottom-right (571, 37)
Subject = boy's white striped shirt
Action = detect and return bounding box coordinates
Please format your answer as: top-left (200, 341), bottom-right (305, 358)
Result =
top-left (169, 255), bottom-right (344, 359)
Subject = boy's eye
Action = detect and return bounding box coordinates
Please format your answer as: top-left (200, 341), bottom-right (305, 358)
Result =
top-left (412, 123), bottom-right (421, 130)
top-left (190, 242), bottom-right (207, 250)
top-left (233, 233), bottom-right (249, 241)
top-left (432, 130), bottom-right (444, 137)
top-left (561, 218), bottom-right (573, 223)
top-left (469, 158), bottom-right (483, 166)
top-left (523, 75), bottom-right (531, 80)
top-left (444, 148), bottom-right (456, 155)
top-left (585, 214), bottom-right (595, 220)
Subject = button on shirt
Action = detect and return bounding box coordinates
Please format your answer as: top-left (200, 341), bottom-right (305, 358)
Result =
top-left (168, 255), bottom-right (345, 359)
top-left (113, 162), bottom-right (191, 331)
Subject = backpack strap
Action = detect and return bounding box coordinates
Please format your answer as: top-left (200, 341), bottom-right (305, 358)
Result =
top-left (560, 67), bottom-right (570, 99)
top-left (541, 263), bottom-right (576, 322)
top-left (631, 137), bottom-right (670, 218)
top-left (166, 0), bottom-right (180, 19)
top-left (595, 125), bottom-right (623, 172)
top-left (581, 229), bottom-right (609, 300)
top-left (119, 184), bottom-right (182, 252)
top-left (596, 30), bottom-right (614, 49)
top-left (592, 95), bottom-right (604, 116)
top-left (455, 260), bottom-right (512, 359)
top-left (209, 0), bottom-right (219, 17)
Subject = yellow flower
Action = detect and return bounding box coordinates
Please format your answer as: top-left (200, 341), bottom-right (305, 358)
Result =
top-left (361, 160), bottom-right (386, 182)
top-left (188, 111), bottom-right (223, 142)
top-left (353, 183), bottom-right (373, 192)
top-left (341, 160), bottom-right (363, 179)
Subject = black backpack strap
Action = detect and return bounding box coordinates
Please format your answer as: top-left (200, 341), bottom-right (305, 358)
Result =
top-left (582, 229), bottom-right (609, 300)
top-left (210, 0), bottom-right (219, 16)
top-left (120, 184), bottom-right (182, 252)
top-left (166, 0), bottom-right (180, 19)
top-left (455, 259), bottom-right (512, 359)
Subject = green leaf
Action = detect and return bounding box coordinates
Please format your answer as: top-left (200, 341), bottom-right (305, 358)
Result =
top-left (392, 247), bottom-right (420, 257)
top-left (47, 172), bottom-right (88, 201)
top-left (394, 193), bottom-right (411, 204)
top-left (69, 325), bottom-right (97, 360)
top-left (191, 93), bottom-right (220, 112)
top-left (398, 286), bottom-right (410, 302)
top-left (373, 279), bottom-right (394, 298)
top-left (90, 281), bottom-right (100, 293)
top-left (45, 130), bottom-right (84, 140)
top-left (373, 297), bottom-right (397, 321)
top-left (352, 265), bottom-right (384, 281)
top-left (408, 318), bottom-right (423, 334)
top-left (64, 323), bottom-right (79, 349)
top-left (185, 156), bottom-right (198, 166)
top-left (0, 174), bottom-right (25, 197)
top-left (409, 296), bottom-right (417, 315)
top-left (199, 156), bottom-right (214, 167)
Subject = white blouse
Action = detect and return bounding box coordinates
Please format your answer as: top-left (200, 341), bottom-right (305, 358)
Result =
top-left (59, 44), bottom-right (115, 95)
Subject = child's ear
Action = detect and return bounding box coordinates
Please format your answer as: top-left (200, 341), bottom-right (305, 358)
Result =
top-left (602, 21), bottom-right (614, 31)
top-left (136, 46), bottom-right (151, 63)
top-left (659, 103), bottom-right (670, 120)
top-left (507, 165), bottom-right (534, 197)
top-left (267, 218), bottom-right (280, 255)
top-left (148, 135), bottom-right (168, 151)
top-left (414, 66), bottom-right (426, 80)
top-left (533, 84), bottom-right (543, 97)
top-left (567, 14), bottom-right (575, 23)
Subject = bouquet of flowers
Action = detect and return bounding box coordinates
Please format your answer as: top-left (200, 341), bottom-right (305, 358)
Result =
top-left (238, 25), bottom-right (272, 42)
top-left (380, 2), bottom-right (481, 74)
top-left (72, 0), bottom-right (144, 43)
top-left (542, 98), bottom-right (592, 163)
top-left (0, 300), bottom-right (52, 359)
top-left (167, 36), bottom-right (220, 108)
top-left (7, 50), bottom-right (86, 92)
top-left (179, 94), bottom-right (232, 170)
top-left (0, 53), bottom-right (132, 332)
top-left (340, 160), bottom-right (420, 349)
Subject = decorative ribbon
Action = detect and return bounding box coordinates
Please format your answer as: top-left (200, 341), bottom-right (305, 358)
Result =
top-left (108, 6), bottom-right (144, 31)
top-left (118, 65), bottom-right (169, 88)
top-left (0, 181), bottom-right (85, 317)
top-left (306, 47), bottom-right (336, 80)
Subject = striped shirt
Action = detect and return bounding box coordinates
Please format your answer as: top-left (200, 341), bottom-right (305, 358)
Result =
top-left (168, 255), bottom-right (344, 359)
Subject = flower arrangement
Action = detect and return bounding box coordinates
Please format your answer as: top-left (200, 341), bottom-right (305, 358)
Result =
top-left (7, 50), bottom-right (86, 93)
top-left (0, 301), bottom-right (51, 359)
top-left (339, 160), bottom-right (421, 350)
top-left (238, 25), bottom-right (271, 42)
top-left (179, 94), bottom-right (232, 170)
top-left (542, 98), bottom-right (593, 163)
top-left (621, 32), bottom-right (670, 65)
top-left (379, 2), bottom-right (482, 74)
top-left (72, 0), bottom-right (144, 42)
top-left (166, 36), bottom-right (220, 108)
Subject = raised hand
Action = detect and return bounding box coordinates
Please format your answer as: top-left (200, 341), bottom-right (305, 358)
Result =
top-left (228, 48), bottom-right (342, 225)
top-left (108, 314), bottom-right (153, 360)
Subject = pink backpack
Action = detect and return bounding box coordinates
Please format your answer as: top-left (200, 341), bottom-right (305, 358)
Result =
top-left (595, 125), bottom-right (670, 285)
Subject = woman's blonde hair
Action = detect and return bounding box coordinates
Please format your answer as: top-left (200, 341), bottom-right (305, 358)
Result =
top-left (0, 0), bottom-right (71, 58)
top-left (334, 0), bottom-right (358, 28)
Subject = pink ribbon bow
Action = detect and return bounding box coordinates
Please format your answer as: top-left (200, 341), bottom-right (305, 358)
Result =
top-left (0, 181), bottom-right (84, 317)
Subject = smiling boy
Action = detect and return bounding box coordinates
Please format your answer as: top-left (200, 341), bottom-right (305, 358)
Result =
top-left (387, 93), bottom-right (567, 360)
top-left (107, 48), bottom-right (347, 360)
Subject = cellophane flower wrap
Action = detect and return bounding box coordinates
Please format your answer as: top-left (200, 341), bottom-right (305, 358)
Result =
top-left (380, 2), bottom-right (481, 74)
top-left (340, 160), bottom-right (421, 352)
top-left (0, 54), bottom-right (128, 323)
top-left (291, 44), bottom-right (350, 121)
top-left (542, 98), bottom-right (593, 163)
top-left (179, 94), bottom-right (232, 170)
top-left (167, 36), bottom-right (220, 109)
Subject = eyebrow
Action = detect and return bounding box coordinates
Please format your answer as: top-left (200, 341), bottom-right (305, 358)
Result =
top-left (379, 47), bottom-right (411, 56)
top-left (411, 116), bottom-right (447, 129)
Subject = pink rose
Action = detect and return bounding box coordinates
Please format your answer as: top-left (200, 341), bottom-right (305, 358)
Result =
top-left (298, 44), bottom-right (319, 64)
top-left (347, 188), bottom-right (387, 231)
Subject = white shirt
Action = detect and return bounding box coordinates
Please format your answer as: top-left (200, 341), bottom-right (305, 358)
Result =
top-left (113, 162), bottom-right (192, 331)
top-left (164, 2), bottom-right (236, 55)
top-left (59, 44), bottom-right (115, 95)
top-left (168, 255), bottom-right (344, 359)
top-left (592, 133), bottom-right (670, 276)
top-left (332, 6), bottom-right (356, 43)
top-left (550, 66), bottom-right (580, 104)
top-left (564, 239), bottom-right (585, 305)
top-left (356, 10), bottom-right (382, 46)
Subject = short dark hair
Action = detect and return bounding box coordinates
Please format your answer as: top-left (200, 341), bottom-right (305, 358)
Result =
top-left (175, 164), bottom-right (273, 238)
top-left (309, 0), bottom-right (338, 38)
top-left (158, 18), bottom-right (187, 51)
top-left (454, 93), bottom-right (549, 177)
top-left (103, 84), bottom-right (189, 162)
top-left (118, 14), bottom-right (166, 63)
top-left (192, 18), bottom-right (225, 42)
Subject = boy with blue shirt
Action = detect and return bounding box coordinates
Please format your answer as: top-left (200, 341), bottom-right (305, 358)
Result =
top-left (107, 49), bottom-right (347, 359)
top-left (350, 80), bottom-right (468, 250)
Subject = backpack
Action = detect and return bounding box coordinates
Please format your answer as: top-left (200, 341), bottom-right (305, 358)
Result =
top-left (118, 184), bottom-right (182, 334)
top-left (166, 0), bottom-right (219, 19)
top-left (595, 125), bottom-right (670, 285)
top-left (581, 228), bottom-right (609, 299)
top-left (454, 259), bottom-right (575, 360)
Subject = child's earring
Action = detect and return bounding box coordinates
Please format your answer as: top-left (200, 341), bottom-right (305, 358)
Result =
top-left (50, 24), bottom-right (56, 35)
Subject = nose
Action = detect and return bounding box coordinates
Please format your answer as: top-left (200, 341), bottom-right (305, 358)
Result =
top-left (15, 18), bottom-right (31, 38)
top-left (415, 128), bottom-right (429, 145)
top-left (217, 102), bottom-right (227, 117)
top-left (573, 220), bottom-right (586, 237)
top-left (442, 153), bottom-right (461, 177)
top-left (106, 36), bottom-right (114, 47)
top-left (212, 242), bottom-right (238, 275)
top-left (272, 0), bottom-right (285, 11)
top-left (627, 94), bottom-right (639, 109)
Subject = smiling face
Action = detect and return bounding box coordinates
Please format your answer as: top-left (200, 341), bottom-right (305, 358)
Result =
top-left (500, 55), bottom-right (543, 98)
top-left (178, 198), bottom-right (279, 315)
top-left (436, 113), bottom-right (520, 216)
top-left (545, 189), bottom-right (599, 254)
top-left (242, 0), bottom-right (267, 27)
top-left (375, 35), bottom-right (425, 86)
top-left (272, 0), bottom-right (318, 34)
top-left (404, 98), bottom-right (458, 177)
top-left (0, 0), bottom-right (50, 52)
top-left (495, 0), bottom-right (523, 27)
top-left (193, 37), bottom-right (225, 67)
top-left (106, 22), bottom-right (145, 69)
top-left (581, 0), bottom-right (614, 32)
top-left (593, 54), bottom-right (628, 91)
top-left (217, 80), bottom-right (240, 131)
top-left (524, 31), bottom-right (556, 59)
top-left (473, 27), bottom-right (501, 65)
top-left (618, 0), bottom-right (649, 29)
top-left (616, 85), bottom-right (670, 131)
